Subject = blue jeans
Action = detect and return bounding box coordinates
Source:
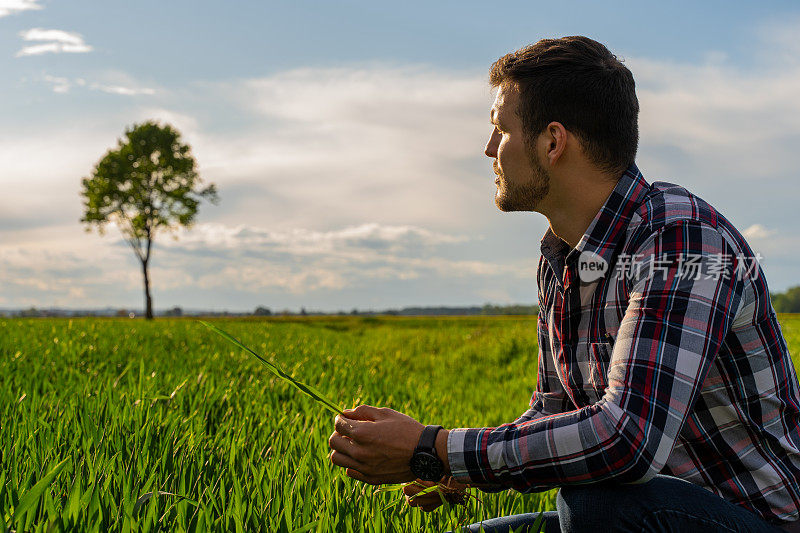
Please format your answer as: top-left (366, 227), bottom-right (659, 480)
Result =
top-left (455, 475), bottom-right (787, 532)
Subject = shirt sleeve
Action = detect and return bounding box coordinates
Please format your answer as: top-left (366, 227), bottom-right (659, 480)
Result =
top-left (446, 220), bottom-right (745, 492)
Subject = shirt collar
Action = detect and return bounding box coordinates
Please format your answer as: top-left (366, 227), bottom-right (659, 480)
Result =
top-left (540, 163), bottom-right (651, 278)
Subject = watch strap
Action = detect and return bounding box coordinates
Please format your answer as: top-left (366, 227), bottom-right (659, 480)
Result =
top-left (417, 425), bottom-right (443, 454)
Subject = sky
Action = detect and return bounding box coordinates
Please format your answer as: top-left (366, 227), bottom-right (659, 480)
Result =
top-left (2, 0), bottom-right (800, 313)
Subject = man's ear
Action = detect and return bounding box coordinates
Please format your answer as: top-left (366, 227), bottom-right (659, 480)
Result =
top-left (544, 121), bottom-right (568, 166)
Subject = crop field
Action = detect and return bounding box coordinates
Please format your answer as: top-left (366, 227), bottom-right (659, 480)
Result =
top-left (2, 315), bottom-right (800, 532)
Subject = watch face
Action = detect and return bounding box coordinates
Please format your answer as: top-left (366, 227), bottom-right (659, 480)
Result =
top-left (410, 451), bottom-right (444, 481)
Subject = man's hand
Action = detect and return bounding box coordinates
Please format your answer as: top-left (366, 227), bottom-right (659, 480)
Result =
top-left (403, 478), bottom-right (468, 512)
top-left (328, 404), bottom-right (426, 485)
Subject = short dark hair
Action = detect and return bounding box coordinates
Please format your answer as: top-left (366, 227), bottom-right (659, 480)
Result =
top-left (489, 36), bottom-right (639, 175)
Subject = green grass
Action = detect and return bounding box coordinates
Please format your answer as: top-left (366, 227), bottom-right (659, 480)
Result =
top-left (1, 314), bottom-right (798, 532)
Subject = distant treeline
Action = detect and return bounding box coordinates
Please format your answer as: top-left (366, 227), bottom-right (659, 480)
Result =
top-left (254, 304), bottom-right (539, 317)
top-left (379, 304), bottom-right (539, 316)
top-left (772, 286), bottom-right (800, 313)
top-left (8, 285), bottom-right (800, 317)
top-left (4, 303), bottom-right (540, 318)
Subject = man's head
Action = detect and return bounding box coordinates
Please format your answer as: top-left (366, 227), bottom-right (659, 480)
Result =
top-left (486, 36), bottom-right (639, 212)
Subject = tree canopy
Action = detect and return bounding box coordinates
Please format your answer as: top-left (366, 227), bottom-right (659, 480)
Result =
top-left (81, 121), bottom-right (218, 318)
top-left (772, 286), bottom-right (800, 313)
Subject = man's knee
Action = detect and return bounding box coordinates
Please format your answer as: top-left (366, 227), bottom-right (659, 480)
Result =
top-left (556, 483), bottom-right (628, 532)
top-left (555, 478), bottom-right (708, 532)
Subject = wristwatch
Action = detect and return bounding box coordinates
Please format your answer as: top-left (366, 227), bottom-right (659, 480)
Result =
top-left (409, 425), bottom-right (445, 481)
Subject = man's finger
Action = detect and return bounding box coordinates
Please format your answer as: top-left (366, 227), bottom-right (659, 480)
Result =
top-left (328, 432), bottom-right (363, 460)
top-left (403, 480), bottom-right (434, 497)
top-left (405, 489), bottom-right (443, 512)
top-left (407, 489), bottom-right (438, 504)
top-left (342, 404), bottom-right (381, 421)
top-left (330, 448), bottom-right (367, 472)
top-left (403, 484), bottom-right (422, 498)
top-left (420, 502), bottom-right (441, 512)
top-left (334, 415), bottom-right (368, 441)
top-left (406, 492), bottom-right (437, 506)
top-left (345, 467), bottom-right (381, 485)
top-left (344, 466), bottom-right (414, 486)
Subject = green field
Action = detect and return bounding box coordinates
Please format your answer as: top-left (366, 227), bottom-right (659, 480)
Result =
top-left (2, 315), bottom-right (799, 532)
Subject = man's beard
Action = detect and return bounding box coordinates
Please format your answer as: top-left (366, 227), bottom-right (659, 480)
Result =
top-left (493, 156), bottom-right (551, 212)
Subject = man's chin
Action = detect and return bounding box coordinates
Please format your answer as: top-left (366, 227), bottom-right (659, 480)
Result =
top-left (495, 193), bottom-right (519, 212)
top-left (495, 191), bottom-right (537, 212)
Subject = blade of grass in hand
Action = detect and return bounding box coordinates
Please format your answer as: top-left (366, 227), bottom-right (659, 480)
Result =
top-left (200, 320), bottom-right (343, 414)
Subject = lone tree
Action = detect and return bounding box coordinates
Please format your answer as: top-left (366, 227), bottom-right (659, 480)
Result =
top-left (81, 121), bottom-right (218, 319)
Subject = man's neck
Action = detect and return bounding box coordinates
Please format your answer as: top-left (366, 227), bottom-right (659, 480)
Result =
top-left (539, 170), bottom-right (621, 250)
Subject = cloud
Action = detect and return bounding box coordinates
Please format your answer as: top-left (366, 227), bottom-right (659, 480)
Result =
top-left (96, 85), bottom-right (155, 96)
top-left (0, 234), bottom-right (140, 308)
top-left (17, 28), bottom-right (93, 56)
top-left (146, 222), bottom-right (517, 294)
top-left (0, 0), bottom-right (41, 17)
top-left (164, 222), bottom-right (469, 254)
top-left (755, 15), bottom-right (800, 68)
top-left (742, 224), bottom-right (777, 241)
top-left (152, 66), bottom-right (495, 234)
top-left (17, 43), bottom-right (92, 56)
top-left (630, 53), bottom-right (800, 180)
top-left (20, 28), bottom-right (85, 45)
top-left (151, 221), bottom-right (527, 294)
top-left (42, 74), bottom-right (155, 96)
top-left (0, 222), bottom-right (531, 307)
top-left (43, 74), bottom-right (72, 94)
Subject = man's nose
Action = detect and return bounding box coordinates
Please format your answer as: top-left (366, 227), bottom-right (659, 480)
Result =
top-left (485, 129), bottom-right (500, 158)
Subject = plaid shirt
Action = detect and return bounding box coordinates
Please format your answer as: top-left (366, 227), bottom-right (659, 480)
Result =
top-left (447, 164), bottom-right (800, 524)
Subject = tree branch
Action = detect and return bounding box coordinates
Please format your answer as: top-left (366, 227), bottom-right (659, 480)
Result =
top-left (116, 210), bottom-right (145, 262)
top-left (144, 224), bottom-right (153, 264)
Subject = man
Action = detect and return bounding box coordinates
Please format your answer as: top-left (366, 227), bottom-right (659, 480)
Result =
top-left (328, 36), bottom-right (800, 532)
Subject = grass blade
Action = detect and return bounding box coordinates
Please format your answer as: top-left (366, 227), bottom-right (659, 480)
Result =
top-left (133, 491), bottom-right (198, 517)
top-left (530, 510), bottom-right (546, 532)
top-left (291, 521), bottom-right (320, 533)
top-left (200, 321), bottom-right (343, 414)
top-left (11, 457), bottom-right (71, 524)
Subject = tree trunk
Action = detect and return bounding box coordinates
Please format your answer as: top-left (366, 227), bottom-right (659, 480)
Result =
top-left (142, 258), bottom-right (153, 319)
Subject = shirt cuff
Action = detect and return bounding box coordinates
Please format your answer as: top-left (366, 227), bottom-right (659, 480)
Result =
top-left (447, 427), bottom-right (497, 486)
